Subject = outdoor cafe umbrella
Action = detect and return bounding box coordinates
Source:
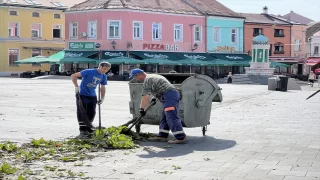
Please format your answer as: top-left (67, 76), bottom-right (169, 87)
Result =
top-left (14, 56), bottom-right (56, 64)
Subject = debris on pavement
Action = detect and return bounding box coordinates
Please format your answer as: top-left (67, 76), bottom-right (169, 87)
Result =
top-left (0, 126), bottom-right (156, 179)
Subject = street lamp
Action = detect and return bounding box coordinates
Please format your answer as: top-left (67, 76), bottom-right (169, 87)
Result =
top-left (192, 43), bottom-right (198, 51)
top-left (111, 41), bottom-right (116, 49)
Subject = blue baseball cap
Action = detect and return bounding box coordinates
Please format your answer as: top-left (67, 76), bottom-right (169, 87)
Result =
top-left (129, 68), bottom-right (144, 79)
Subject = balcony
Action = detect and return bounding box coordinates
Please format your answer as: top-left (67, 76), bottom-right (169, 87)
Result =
top-left (274, 51), bottom-right (285, 54)
top-left (274, 33), bottom-right (285, 37)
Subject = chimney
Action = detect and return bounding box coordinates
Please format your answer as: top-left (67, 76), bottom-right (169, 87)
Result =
top-left (263, 6), bottom-right (268, 14)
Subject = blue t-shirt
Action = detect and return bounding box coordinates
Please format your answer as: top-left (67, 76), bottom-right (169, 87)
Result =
top-left (79, 69), bottom-right (107, 97)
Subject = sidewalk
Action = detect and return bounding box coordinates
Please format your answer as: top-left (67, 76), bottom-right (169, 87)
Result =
top-left (0, 78), bottom-right (320, 180)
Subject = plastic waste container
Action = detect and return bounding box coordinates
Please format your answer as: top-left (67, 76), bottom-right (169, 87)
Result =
top-left (276, 76), bottom-right (289, 91)
top-left (128, 73), bottom-right (223, 136)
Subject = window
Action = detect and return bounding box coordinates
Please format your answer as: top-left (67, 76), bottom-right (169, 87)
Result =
top-left (8, 22), bottom-right (19, 37)
top-left (32, 49), bottom-right (41, 57)
top-left (174, 24), bottom-right (183, 42)
top-left (32, 12), bottom-right (40, 17)
top-left (52, 25), bottom-right (62, 38)
top-left (8, 49), bottom-right (19, 66)
top-left (295, 39), bottom-right (301, 51)
top-left (152, 23), bottom-right (161, 40)
top-left (31, 24), bottom-right (41, 38)
top-left (314, 46), bottom-right (319, 55)
top-left (107, 20), bottom-right (121, 39)
top-left (253, 28), bottom-right (263, 36)
top-left (69, 22), bottom-right (78, 38)
top-left (213, 27), bottom-right (220, 43)
top-left (54, 14), bottom-right (61, 19)
top-left (274, 29), bottom-right (284, 37)
top-left (231, 28), bottom-right (237, 43)
top-left (274, 42), bottom-right (284, 53)
top-left (133, 21), bottom-right (143, 40)
top-left (88, 21), bottom-right (97, 39)
top-left (9, 10), bottom-right (17, 15)
top-left (194, 25), bottom-right (201, 42)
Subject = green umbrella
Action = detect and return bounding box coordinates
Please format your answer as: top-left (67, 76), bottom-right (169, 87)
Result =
top-left (103, 57), bottom-right (148, 65)
top-left (49, 51), bottom-right (65, 59)
top-left (15, 56), bottom-right (56, 64)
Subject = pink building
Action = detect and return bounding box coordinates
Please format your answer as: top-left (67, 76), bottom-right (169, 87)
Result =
top-left (64, 0), bottom-right (206, 74)
top-left (65, 10), bottom-right (205, 52)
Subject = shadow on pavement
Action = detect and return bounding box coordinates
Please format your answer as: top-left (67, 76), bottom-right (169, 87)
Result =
top-left (136, 135), bottom-right (236, 158)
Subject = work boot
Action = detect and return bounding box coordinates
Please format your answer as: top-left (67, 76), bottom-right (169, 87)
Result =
top-left (168, 136), bottom-right (188, 144)
top-left (76, 130), bottom-right (92, 139)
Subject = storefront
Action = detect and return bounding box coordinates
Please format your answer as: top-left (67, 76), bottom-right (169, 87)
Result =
top-left (209, 53), bottom-right (252, 74)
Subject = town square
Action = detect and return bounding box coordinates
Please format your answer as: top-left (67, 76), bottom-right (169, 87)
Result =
top-left (1, 0), bottom-right (320, 179)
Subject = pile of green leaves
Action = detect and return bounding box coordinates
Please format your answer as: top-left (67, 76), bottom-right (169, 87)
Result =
top-left (0, 126), bottom-right (155, 179)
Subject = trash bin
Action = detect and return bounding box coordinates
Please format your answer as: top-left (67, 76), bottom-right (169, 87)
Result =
top-left (276, 76), bottom-right (289, 91)
top-left (128, 73), bottom-right (223, 136)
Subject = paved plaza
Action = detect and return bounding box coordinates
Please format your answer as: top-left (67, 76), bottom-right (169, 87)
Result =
top-left (0, 77), bottom-right (320, 180)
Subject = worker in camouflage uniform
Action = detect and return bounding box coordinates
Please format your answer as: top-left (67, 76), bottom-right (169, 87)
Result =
top-left (129, 68), bottom-right (187, 144)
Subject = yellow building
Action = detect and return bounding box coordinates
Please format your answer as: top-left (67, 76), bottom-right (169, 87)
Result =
top-left (0, 0), bottom-right (83, 76)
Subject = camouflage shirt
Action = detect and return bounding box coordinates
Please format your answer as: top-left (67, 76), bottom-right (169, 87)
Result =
top-left (141, 74), bottom-right (175, 98)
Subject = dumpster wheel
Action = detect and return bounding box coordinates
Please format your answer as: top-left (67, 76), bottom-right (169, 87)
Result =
top-left (202, 126), bottom-right (207, 136)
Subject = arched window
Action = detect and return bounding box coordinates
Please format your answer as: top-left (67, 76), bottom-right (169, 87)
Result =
top-left (32, 12), bottom-right (40, 17)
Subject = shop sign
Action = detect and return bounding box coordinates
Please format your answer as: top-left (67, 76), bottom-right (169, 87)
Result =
top-left (183, 54), bottom-right (206, 60)
top-left (64, 52), bottom-right (84, 58)
top-left (144, 53), bottom-right (169, 59)
top-left (214, 46), bottom-right (236, 52)
top-left (226, 56), bottom-right (244, 60)
top-left (104, 51), bottom-right (124, 57)
top-left (69, 42), bottom-right (95, 50)
top-left (143, 43), bottom-right (179, 51)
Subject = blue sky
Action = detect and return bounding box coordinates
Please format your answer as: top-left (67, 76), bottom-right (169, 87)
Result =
top-left (218, 0), bottom-right (319, 21)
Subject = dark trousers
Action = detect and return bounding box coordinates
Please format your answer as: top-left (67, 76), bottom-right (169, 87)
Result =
top-left (76, 94), bottom-right (97, 132)
top-left (227, 77), bottom-right (232, 83)
top-left (158, 90), bottom-right (186, 140)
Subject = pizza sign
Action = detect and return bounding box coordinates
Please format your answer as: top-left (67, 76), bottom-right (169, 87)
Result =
top-left (143, 43), bottom-right (179, 51)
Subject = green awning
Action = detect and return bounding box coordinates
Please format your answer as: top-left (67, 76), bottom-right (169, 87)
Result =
top-left (270, 61), bottom-right (290, 67)
top-left (143, 58), bottom-right (180, 65)
top-left (177, 53), bottom-right (216, 61)
top-left (129, 51), bottom-right (181, 60)
top-left (102, 51), bottom-right (127, 59)
top-left (210, 53), bottom-right (252, 61)
top-left (104, 57), bottom-right (147, 65)
top-left (176, 58), bottom-right (212, 66)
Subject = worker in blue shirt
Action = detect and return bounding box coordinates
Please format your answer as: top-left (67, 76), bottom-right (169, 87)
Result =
top-left (71, 62), bottom-right (111, 138)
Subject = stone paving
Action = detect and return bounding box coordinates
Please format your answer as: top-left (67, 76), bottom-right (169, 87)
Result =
top-left (0, 77), bottom-right (320, 180)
